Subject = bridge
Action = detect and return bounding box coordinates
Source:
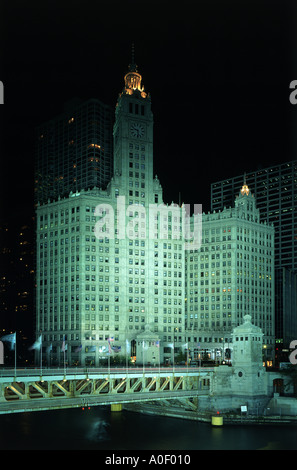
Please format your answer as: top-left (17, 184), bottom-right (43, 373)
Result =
top-left (0, 366), bottom-right (213, 415)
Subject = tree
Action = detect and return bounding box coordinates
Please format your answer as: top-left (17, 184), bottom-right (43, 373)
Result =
top-left (279, 365), bottom-right (297, 397)
top-left (175, 348), bottom-right (186, 364)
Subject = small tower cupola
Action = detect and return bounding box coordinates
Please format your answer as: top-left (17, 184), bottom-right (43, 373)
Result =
top-left (234, 173), bottom-right (259, 222)
top-left (240, 173), bottom-right (251, 197)
top-left (240, 183), bottom-right (250, 196)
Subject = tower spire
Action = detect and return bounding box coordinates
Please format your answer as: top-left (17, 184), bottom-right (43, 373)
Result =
top-left (128, 42), bottom-right (137, 73)
top-left (131, 42), bottom-right (135, 67)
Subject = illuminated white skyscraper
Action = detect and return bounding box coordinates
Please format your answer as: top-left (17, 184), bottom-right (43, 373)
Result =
top-left (35, 58), bottom-right (185, 366)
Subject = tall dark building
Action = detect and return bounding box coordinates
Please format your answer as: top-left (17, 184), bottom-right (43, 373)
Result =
top-left (0, 220), bottom-right (34, 330)
top-left (210, 160), bottom-right (297, 357)
top-left (35, 98), bottom-right (113, 205)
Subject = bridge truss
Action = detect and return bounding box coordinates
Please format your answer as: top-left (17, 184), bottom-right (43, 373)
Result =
top-left (0, 367), bottom-right (212, 414)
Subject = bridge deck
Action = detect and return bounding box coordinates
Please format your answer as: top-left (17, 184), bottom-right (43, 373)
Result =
top-left (0, 366), bottom-right (213, 415)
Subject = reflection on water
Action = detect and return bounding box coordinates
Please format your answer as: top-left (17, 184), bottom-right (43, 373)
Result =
top-left (0, 406), bottom-right (296, 450)
top-left (86, 418), bottom-right (110, 442)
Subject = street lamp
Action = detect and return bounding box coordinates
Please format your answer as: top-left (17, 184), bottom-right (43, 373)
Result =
top-left (125, 338), bottom-right (130, 375)
top-left (173, 327), bottom-right (178, 372)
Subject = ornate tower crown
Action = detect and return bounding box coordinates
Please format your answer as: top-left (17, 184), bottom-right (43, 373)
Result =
top-left (123, 44), bottom-right (147, 98)
top-left (240, 173), bottom-right (250, 196)
top-left (240, 183), bottom-right (250, 196)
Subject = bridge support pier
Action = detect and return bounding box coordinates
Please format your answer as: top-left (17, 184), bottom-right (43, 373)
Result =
top-left (111, 403), bottom-right (122, 412)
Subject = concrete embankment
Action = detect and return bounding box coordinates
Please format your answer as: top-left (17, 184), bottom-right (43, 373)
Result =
top-left (123, 403), bottom-right (297, 426)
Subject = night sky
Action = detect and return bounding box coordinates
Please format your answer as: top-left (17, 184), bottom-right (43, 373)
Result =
top-left (1, 0), bottom-right (297, 221)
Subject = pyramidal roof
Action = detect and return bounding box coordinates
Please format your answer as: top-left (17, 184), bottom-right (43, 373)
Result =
top-left (232, 314), bottom-right (263, 336)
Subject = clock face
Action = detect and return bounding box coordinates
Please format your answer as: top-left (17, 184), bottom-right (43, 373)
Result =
top-left (130, 122), bottom-right (145, 138)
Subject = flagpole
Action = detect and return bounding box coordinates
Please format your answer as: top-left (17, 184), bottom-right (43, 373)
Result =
top-left (142, 340), bottom-right (145, 375)
top-left (64, 342), bottom-right (66, 376)
top-left (14, 332), bottom-right (16, 379)
top-left (172, 331), bottom-right (175, 374)
top-left (40, 333), bottom-right (43, 376)
top-left (158, 342), bottom-right (160, 376)
top-left (126, 339), bottom-right (128, 376)
top-left (125, 328), bottom-right (128, 377)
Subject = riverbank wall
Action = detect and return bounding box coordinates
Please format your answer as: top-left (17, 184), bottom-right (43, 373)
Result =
top-left (123, 401), bottom-right (297, 426)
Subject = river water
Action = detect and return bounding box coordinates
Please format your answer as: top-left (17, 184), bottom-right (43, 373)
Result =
top-left (0, 406), bottom-right (296, 452)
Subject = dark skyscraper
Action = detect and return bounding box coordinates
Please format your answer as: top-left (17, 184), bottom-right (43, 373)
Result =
top-left (34, 98), bottom-right (113, 205)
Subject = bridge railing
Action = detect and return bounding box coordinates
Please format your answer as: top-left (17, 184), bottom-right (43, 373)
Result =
top-left (0, 365), bottom-right (213, 379)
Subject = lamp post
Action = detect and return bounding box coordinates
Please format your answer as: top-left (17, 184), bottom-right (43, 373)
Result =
top-left (157, 341), bottom-right (160, 375)
top-left (142, 340), bottom-right (145, 374)
top-left (183, 339), bottom-right (189, 374)
top-left (173, 327), bottom-right (178, 373)
top-left (125, 339), bottom-right (129, 376)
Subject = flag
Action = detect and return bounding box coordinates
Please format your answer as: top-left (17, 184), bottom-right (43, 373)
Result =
top-left (88, 345), bottom-right (96, 352)
top-left (47, 344), bottom-right (52, 353)
top-left (155, 340), bottom-right (160, 347)
top-left (107, 336), bottom-right (114, 353)
top-left (1, 332), bottom-right (16, 350)
top-left (126, 339), bottom-right (131, 354)
top-left (29, 335), bottom-right (42, 350)
top-left (75, 345), bottom-right (82, 353)
top-left (61, 336), bottom-right (67, 352)
top-left (112, 346), bottom-right (121, 353)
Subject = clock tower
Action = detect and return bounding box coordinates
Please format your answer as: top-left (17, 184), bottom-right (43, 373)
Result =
top-left (113, 53), bottom-right (158, 205)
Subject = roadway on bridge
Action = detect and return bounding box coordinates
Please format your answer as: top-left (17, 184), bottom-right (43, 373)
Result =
top-left (0, 389), bottom-right (203, 415)
top-left (0, 365), bottom-right (209, 380)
